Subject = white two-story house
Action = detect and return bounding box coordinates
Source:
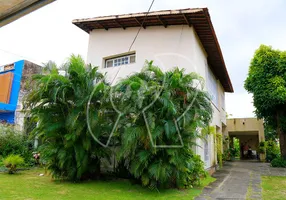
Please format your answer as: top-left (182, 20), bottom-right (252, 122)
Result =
top-left (73, 8), bottom-right (233, 172)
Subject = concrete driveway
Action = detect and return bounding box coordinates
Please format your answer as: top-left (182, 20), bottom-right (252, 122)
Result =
top-left (196, 161), bottom-right (286, 200)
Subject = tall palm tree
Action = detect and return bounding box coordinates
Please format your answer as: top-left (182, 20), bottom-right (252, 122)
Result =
top-left (24, 55), bottom-right (112, 181)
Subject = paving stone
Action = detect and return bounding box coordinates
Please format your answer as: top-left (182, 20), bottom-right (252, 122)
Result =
top-left (195, 160), bottom-right (286, 200)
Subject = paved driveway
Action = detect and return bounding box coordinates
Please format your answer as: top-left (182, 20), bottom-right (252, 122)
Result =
top-left (196, 161), bottom-right (286, 200)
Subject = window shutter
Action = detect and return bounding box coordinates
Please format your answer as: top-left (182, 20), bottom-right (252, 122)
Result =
top-left (0, 72), bottom-right (14, 104)
top-left (106, 60), bottom-right (113, 68)
top-left (130, 55), bottom-right (136, 63)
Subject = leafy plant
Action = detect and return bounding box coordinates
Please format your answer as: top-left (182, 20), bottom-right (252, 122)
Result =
top-left (266, 140), bottom-right (280, 162)
top-left (264, 123), bottom-right (278, 141)
top-left (222, 152), bottom-right (229, 161)
top-left (215, 133), bottom-right (223, 168)
top-left (115, 62), bottom-right (213, 189)
top-left (3, 154), bottom-right (24, 174)
top-left (259, 141), bottom-right (266, 147)
top-left (0, 124), bottom-right (33, 165)
top-left (245, 45), bottom-right (286, 159)
top-left (258, 141), bottom-right (266, 154)
top-left (0, 156), bottom-right (3, 167)
top-left (228, 148), bottom-right (237, 158)
top-left (24, 58), bottom-right (213, 189)
top-left (271, 157), bottom-right (286, 168)
top-left (233, 138), bottom-right (240, 157)
top-left (24, 55), bottom-right (113, 181)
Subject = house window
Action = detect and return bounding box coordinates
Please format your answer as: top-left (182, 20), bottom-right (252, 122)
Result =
top-left (221, 92), bottom-right (225, 110)
top-left (105, 54), bottom-right (136, 68)
top-left (206, 63), bottom-right (219, 107)
top-left (204, 136), bottom-right (210, 168)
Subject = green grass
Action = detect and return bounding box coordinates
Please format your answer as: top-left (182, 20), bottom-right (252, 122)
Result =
top-left (0, 168), bottom-right (215, 200)
top-left (262, 176), bottom-right (286, 200)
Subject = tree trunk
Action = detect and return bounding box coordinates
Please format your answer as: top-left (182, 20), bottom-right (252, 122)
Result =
top-left (277, 111), bottom-right (286, 159)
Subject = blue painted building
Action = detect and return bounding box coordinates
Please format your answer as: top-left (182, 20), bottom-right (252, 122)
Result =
top-left (0, 60), bottom-right (41, 129)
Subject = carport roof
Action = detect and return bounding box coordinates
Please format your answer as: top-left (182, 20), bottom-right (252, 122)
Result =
top-left (0, 0), bottom-right (55, 27)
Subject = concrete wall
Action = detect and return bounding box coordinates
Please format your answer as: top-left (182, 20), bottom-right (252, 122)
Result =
top-left (87, 25), bottom-right (227, 169)
top-left (0, 60), bottom-right (41, 130)
top-left (0, 60), bottom-right (25, 123)
top-left (227, 118), bottom-right (265, 142)
top-left (87, 25), bottom-right (207, 82)
top-left (15, 61), bottom-right (41, 131)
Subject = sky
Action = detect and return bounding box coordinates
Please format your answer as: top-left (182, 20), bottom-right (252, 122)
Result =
top-left (1, 0), bottom-right (286, 118)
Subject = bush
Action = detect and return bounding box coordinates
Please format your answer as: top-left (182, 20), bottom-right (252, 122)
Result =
top-left (25, 57), bottom-right (213, 188)
top-left (3, 154), bottom-right (24, 174)
top-left (266, 140), bottom-right (280, 162)
top-left (271, 157), bottom-right (286, 168)
top-left (0, 156), bottom-right (3, 167)
top-left (258, 141), bottom-right (266, 154)
top-left (25, 55), bottom-right (112, 181)
top-left (116, 65), bottom-right (212, 189)
top-left (188, 155), bottom-right (207, 186)
top-left (0, 124), bottom-right (34, 166)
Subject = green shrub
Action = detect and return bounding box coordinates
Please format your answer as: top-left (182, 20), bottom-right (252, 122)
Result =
top-left (266, 140), bottom-right (280, 162)
top-left (0, 124), bottom-right (34, 166)
top-left (3, 154), bottom-right (25, 174)
top-left (25, 55), bottom-right (112, 181)
top-left (222, 152), bottom-right (229, 161)
top-left (233, 138), bottom-right (240, 157)
top-left (258, 141), bottom-right (266, 154)
top-left (25, 57), bottom-right (213, 188)
top-left (0, 156), bottom-right (3, 167)
top-left (260, 141), bottom-right (266, 147)
top-left (117, 64), bottom-right (212, 189)
top-left (188, 155), bottom-right (207, 186)
top-left (271, 157), bottom-right (286, 168)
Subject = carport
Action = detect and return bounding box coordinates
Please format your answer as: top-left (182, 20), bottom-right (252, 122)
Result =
top-left (226, 118), bottom-right (265, 160)
top-left (0, 0), bottom-right (55, 27)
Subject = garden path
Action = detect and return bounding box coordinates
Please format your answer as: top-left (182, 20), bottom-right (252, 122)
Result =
top-left (196, 160), bottom-right (286, 200)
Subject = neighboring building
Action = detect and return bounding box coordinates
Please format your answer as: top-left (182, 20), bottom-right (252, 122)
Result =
top-left (73, 8), bottom-right (234, 171)
top-left (0, 0), bottom-right (56, 27)
top-left (0, 60), bottom-right (41, 131)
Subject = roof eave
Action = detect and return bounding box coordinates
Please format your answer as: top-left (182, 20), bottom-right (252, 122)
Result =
top-left (0, 0), bottom-right (56, 27)
top-left (203, 8), bottom-right (233, 93)
top-left (72, 8), bottom-right (234, 93)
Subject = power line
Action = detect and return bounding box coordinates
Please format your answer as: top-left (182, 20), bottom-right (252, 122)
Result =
top-left (0, 48), bottom-right (42, 65)
top-left (110, 0), bottom-right (156, 85)
top-left (128, 0), bottom-right (155, 52)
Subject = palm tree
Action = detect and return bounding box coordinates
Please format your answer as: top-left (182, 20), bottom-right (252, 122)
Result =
top-left (25, 58), bottom-right (212, 188)
top-left (24, 55), bottom-right (112, 181)
top-left (114, 61), bottom-right (213, 188)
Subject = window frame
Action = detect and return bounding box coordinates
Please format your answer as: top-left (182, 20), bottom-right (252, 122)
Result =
top-left (204, 135), bottom-right (211, 168)
top-left (206, 62), bottom-right (219, 108)
top-left (104, 53), bottom-right (136, 68)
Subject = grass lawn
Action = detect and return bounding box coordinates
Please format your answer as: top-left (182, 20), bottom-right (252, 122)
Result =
top-left (262, 176), bottom-right (286, 200)
top-left (0, 168), bottom-right (215, 200)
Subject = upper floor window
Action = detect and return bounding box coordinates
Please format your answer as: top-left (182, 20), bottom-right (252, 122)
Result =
top-left (105, 53), bottom-right (136, 68)
top-left (206, 62), bottom-right (219, 107)
top-left (221, 92), bottom-right (225, 110)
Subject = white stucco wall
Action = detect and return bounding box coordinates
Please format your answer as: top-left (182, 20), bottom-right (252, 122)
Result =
top-left (87, 25), bottom-right (207, 83)
top-left (87, 25), bottom-right (226, 169)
